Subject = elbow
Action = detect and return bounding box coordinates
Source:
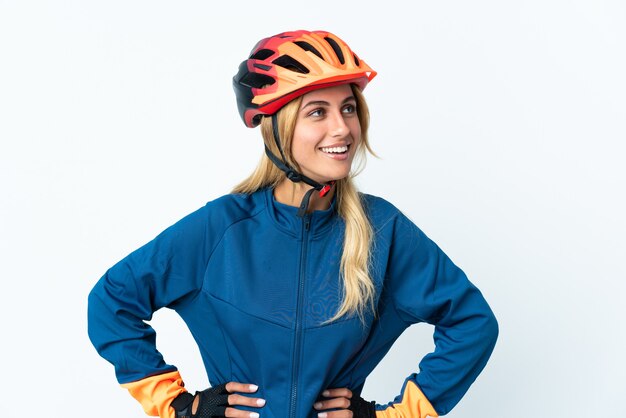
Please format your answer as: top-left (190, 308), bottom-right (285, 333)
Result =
top-left (87, 285), bottom-right (101, 347)
top-left (483, 309), bottom-right (499, 353)
top-left (87, 281), bottom-right (110, 351)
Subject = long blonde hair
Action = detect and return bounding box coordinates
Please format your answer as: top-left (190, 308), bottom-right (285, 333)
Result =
top-left (232, 85), bottom-right (377, 324)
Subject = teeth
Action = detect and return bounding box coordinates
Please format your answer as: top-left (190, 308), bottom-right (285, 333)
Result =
top-left (321, 146), bottom-right (348, 153)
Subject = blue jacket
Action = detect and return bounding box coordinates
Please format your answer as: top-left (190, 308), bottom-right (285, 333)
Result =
top-left (88, 187), bottom-right (498, 417)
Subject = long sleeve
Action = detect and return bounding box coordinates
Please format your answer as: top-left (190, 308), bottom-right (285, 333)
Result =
top-left (375, 211), bottom-right (498, 416)
top-left (87, 204), bottom-right (212, 415)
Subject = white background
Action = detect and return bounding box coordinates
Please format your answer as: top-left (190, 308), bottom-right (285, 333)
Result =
top-left (1, 1), bottom-right (625, 417)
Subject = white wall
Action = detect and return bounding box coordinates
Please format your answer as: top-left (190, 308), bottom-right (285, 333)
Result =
top-left (1, 1), bottom-right (624, 416)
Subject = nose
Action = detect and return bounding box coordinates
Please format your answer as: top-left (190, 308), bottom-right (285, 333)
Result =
top-left (329, 109), bottom-right (349, 137)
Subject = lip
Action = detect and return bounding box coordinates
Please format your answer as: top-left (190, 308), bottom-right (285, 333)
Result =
top-left (320, 151), bottom-right (350, 161)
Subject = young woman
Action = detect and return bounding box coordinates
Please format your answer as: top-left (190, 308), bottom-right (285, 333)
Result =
top-left (88, 30), bottom-right (498, 418)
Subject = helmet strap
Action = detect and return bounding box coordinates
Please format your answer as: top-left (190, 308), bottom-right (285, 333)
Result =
top-left (265, 114), bottom-right (336, 217)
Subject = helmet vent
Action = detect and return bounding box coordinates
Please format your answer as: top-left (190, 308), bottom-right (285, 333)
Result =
top-left (294, 41), bottom-right (324, 60)
top-left (323, 37), bottom-right (345, 65)
top-left (239, 72), bottom-right (276, 89)
top-left (250, 49), bottom-right (274, 60)
top-left (253, 63), bottom-right (272, 71)
top-left (272, 55), bottom-right (310, 74)
top-left (353, 54), bottom-right (360, 66)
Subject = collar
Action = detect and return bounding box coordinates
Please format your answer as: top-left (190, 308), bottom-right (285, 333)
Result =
top-left (263, 187), bottom-right (339, 238)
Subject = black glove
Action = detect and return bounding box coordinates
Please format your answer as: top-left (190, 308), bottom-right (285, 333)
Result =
top-left (170, 384), bottom-right (230, 418)
top-left (348, 394), bottom-right (376, 418)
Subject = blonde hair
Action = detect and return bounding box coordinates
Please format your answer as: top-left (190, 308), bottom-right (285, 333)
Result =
top-left (232, 85), bottom-right (377, 324)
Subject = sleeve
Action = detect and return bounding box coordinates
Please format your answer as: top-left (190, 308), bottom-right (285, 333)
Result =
top-left (374, 211), bottom-right (499, 417)
top-left (87, 204), bottom-right (213, 417)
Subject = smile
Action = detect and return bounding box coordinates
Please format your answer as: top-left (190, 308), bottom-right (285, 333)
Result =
top-left (319, 145), bottom-right (350, 154)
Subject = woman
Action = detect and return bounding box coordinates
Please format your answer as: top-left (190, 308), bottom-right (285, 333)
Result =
top-left (88, 30), bottom-right (498, 418)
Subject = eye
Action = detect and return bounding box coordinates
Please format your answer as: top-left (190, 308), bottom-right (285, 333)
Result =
top-left (342, 104), bottom-right (356, 114)
top-left (308, 108), bottom-right (325, 117)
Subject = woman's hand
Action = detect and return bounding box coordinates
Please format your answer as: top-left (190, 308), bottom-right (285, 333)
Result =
top-left (314, 388), bottom-right (376, 418)
top-left (190, 381), bottom-right (266, 418)
top-left (313, 387), bottom-right (353, 417)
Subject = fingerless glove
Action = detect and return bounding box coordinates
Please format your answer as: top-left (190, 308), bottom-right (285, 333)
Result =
top-left (170, 384), bottom-right (230, 418)
top-left (349, 394), bottom-right (376, 418)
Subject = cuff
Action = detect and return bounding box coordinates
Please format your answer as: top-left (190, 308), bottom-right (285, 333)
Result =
top-left (375, 380), bottom-right (438, 418)
top-left (120, 370), bottom-right (187, 418)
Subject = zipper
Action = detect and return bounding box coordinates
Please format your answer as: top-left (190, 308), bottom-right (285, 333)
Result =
top-left (289, 214), bottom-right (311, 418)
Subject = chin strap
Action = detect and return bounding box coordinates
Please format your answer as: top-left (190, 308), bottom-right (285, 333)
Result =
top-left (266, 114), bottom-right (335, 217)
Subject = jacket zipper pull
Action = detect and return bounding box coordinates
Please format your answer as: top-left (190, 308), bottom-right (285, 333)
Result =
top-left (304, 216), bottom-right (311, 232)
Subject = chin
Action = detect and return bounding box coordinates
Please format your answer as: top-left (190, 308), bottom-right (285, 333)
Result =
top-left (305, 164), bottom-right (353, 184)
top-left (319, 171), bottom-right (350, 183)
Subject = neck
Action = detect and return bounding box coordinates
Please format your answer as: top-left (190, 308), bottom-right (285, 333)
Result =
top-left (273, 179), bottom-right (335, 212)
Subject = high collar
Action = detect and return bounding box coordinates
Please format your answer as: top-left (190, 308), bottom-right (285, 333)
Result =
top-left (263, 187), bottom-right (339, 238)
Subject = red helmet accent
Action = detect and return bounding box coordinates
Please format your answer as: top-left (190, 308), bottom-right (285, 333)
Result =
top-left (233, 30), bottom-right (377, 128)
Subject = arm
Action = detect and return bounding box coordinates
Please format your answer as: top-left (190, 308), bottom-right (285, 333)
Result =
top-left (376, 211), bottom-right (499, 417)
top-left (87, 204), bottom-right (212, 417)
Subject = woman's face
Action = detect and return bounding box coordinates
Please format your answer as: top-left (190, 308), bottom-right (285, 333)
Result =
top-left (290, 84), bottom-right (361, 184)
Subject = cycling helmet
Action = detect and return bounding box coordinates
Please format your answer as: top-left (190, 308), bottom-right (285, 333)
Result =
top-left (233, 30), bottom-right (377, 128)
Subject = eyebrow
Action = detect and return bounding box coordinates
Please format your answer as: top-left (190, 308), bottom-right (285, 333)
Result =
top-left (301, 96), bottom-right (356, 110)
